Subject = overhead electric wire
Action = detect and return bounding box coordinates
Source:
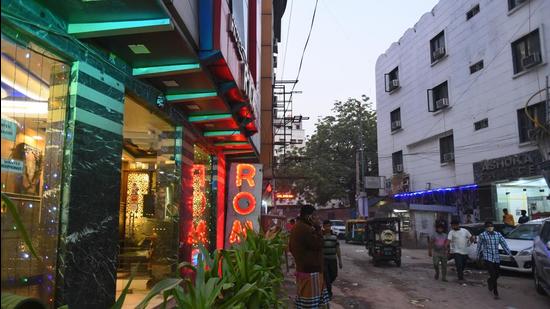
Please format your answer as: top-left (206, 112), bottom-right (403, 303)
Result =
top-left (275, 0), bottom-right (320, 137)
top-left (280, 0), bottom-right (294, 79)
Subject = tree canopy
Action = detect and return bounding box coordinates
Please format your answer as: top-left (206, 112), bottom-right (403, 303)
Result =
top-left (275, 97), bottom-right (377, 206)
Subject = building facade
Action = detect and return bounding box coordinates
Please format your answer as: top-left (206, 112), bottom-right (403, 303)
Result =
top-left (0, 0), bottom-right (285, 307)
top-left (376, 0), bottom-right (550, 237)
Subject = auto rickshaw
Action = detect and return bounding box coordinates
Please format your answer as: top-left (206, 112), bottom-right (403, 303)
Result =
top-left (365, 217), bottom-right (402, 266)
top-left (345, 219), bottom-right (367, 244)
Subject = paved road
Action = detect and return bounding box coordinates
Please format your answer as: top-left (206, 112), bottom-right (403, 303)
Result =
top-left (284, 242), bottom-right (549, 308)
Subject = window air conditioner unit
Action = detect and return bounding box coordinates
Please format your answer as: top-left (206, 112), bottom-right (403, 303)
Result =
top-left (435, 98), bottom-right (449, 109)
top-left (443, 153), bottom-right (455, 162)
top-left (391, 120), bottom-right (401, 131)
top-left (433, 47), bottom-right (446, 59)
top-left (522, 53), bottom-right (542, 68)
top-left (391, 79), bottom-right (400, 88)
top-left (395, 164), bottom-right (403, 173)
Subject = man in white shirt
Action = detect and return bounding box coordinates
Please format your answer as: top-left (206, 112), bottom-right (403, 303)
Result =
top-left (447, 219), bottom-right (474, 281)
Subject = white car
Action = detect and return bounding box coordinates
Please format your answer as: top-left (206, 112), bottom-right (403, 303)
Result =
top-left (499, 219), bottom-right (545, 273)
top-left (330, 220), bottom-right (346, 239)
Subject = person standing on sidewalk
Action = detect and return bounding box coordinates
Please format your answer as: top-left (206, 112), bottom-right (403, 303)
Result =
top-left (502, 208), bottom-right (515, 227)
top-left (289, 205), bottom-right (330, 308)
top-left (322, 220), bottom-right (343, 299)
top-left (476, 221), bottom-right (512, 300)
top-left (447, 220), bottom-right (473, 282)
top-left (518, 210), bottom-right (529, 224)
top-left (429, 223), bottom-right (449, 282)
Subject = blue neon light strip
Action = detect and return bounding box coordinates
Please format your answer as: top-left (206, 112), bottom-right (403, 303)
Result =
top-left (394, 184), bottom-right (478, 198)
top-left (68, 18), bottom-right (173, 38)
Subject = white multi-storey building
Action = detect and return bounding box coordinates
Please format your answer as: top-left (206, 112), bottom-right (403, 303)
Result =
top-left (273, 118), bottom-right (306, 157)
top-left (376, 0), bottom-right (549, 227)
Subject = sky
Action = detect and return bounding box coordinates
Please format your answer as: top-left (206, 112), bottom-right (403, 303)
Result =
top-left (277, 0), bottom-right (440, 136)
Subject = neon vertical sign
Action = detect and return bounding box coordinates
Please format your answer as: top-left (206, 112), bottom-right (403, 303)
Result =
top-left (225, 163), bottom-right (263, 246)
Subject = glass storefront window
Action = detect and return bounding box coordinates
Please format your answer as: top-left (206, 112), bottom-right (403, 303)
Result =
top-left (495, 177), bottom-right (550, 222)
top-left (1, 36), bottom-right (69, 305)
top-left (116, 97), bottom-right (181, 297)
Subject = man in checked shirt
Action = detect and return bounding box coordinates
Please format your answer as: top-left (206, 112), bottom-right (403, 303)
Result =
top-left (476, 221), bottom-right (512, 300)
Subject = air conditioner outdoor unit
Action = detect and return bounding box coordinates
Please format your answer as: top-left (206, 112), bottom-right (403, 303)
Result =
top-left (433, 47), bottom-right (446, 59)
top-left (443, 153), bottom-right (455, 162)
top-left (522, 53), bottom-right (542, 68)
top-left (391, 79), bottom-right (400, 87)
top-left (435, 98), bottom-right (449, 109)
top-left (395, 164), bottom-right (403, 173)
top-left (391, 120), bottom-right (401, 131)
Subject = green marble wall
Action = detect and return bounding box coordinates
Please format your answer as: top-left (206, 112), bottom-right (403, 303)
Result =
top-left (56, 61), bottom-right (125, 308)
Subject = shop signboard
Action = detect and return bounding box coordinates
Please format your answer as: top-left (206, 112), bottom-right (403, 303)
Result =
top-left (473, 150), bottom-right (543, 183)
top-left (1, 118), bottom-right (17, 141)
top-left (1, 158), bottom-right (23, 174)
top-left (225, 163), bottom-right (263, 247)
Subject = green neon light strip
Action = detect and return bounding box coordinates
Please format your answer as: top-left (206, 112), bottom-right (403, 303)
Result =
top-left (188, 113), bottom-right (232, 122)
top-left (204, 130), bottom-right (241, 137)
top-left (68, 18), bottom-right (172, 38)
top-left (166, 91), bottom-right (217, 101)
top-left (132, 63), bottom-right (200, 76)
top-left (214, 141), bottom-right (249, 146)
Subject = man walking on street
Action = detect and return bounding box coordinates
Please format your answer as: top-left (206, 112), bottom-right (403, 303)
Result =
top-left (289, 205), bottom-right (330, 308)
top-left (447, 220), bottom-right (473, 282)
top-left (502, 208), bottom-right (515, 227)
top-left (322, 220), bottom-right (343, 299)
top-left (518, 210), bottom-right (529, 224)
top-left (429, 223), bottom-right (449, 282)
top-left (477, 221), bottom-right (512, 300)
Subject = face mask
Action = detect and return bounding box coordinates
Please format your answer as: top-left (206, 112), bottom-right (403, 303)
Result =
top-left (486, 227), bottom-right (494, 232)
top-left (452, 227), bottom-right (459, 231)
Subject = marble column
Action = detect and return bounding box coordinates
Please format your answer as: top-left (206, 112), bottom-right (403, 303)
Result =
top-left (56, 61), bottom-right (124, 308)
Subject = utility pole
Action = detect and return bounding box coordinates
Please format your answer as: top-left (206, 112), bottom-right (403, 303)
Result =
top-left (356, 100), bottom-right (367, 218)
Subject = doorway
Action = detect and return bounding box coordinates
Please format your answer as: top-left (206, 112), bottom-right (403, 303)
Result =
top-left (116, 96), bottom-right (181, 302)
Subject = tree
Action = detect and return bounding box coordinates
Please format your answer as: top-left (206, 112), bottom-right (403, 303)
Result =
top-left (275, 97), bottom-right (377, 206)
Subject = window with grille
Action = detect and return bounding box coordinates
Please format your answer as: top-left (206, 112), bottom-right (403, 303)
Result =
top-left (439, 135), bottom-right (455, 163)
top-left (466, 4), bottom-right (480, 20)
top-left (430, 31), bottom-right (446, 63)
top-left (469, 60), bottom-right (484, 74)
top-left (474, 118), bottom-right (488, 131)
top-left (517, 102), bottom-right (546, 143)
top-left (390, 108), bottom-right (402, 131)
top-left (392, 151), bottom-right (404, 174)
top-left (512, 29), bottom-right (542, 74)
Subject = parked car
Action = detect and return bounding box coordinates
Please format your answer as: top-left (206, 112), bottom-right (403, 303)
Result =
top-left (532, 218), bottom-right (550, 295)
top-left (456, 223), bottom-right (512, 262)
top-left (499, 219), bottom-right (545, 273)
top-left (329, 220), bottom-right (346, 239)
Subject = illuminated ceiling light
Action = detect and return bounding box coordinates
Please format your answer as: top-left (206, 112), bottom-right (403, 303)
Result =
top-left (128, 44), bottom-right (151, 54)
top-left (162, 80), bottom-right (180, 87)
top-left (133, 63), bottom-right (200, 77)
top-left (188, 113), bottom-right (232, 123)
top-left (214, 141), bottom-right (249, 146)
top-left (166, 91), bottom-right (217, 102)
top-left (203, 130), bottom-right (240, 137)
top-left (67, 18), bottom-right (173, 39)
top-left (1, 100), bottom-right (48, 115)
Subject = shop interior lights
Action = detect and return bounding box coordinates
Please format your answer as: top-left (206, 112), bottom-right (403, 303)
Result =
top-left (394, 184), bottom-right (478, 198)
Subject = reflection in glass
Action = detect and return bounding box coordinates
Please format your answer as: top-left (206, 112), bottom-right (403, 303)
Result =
top-left (1, 37), bottom-right (69, 306)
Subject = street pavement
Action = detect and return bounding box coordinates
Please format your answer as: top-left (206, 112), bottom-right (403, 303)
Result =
top-left (284, 242), bottom-right (549, 309)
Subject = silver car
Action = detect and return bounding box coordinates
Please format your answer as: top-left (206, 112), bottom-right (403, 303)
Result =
top-left (532, 218), bottom-right (550, 295)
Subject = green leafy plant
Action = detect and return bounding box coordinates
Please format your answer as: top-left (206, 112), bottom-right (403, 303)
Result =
top-left (127, 229), bottom-right (287, 308)
top-left (1, 193), bottom-right (40, 259)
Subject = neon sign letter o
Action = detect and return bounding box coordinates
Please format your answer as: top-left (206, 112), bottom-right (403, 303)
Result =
top-left (232, 191), bottom-right (256, 215)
